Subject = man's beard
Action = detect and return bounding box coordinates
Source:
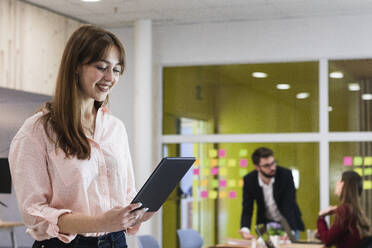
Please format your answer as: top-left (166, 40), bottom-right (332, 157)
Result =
top-left (261, 170), bottom-right (276, 178)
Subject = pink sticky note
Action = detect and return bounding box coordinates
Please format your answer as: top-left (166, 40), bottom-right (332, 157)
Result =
top-left (219, 179), bottom-right (227, 187)
top-left (240, 159), bottom-right (248, 167)
top-left (344, 156), bottom-right (353, 166)
top-left (218, 149), bottom-right (226, 158)
top-left (193, 168), bottom-right (200, 175)
top-left (229, 191), bottom-right (237, 199)
top-left (201, 190), bottom-right (208, 198)
top-left (211, 167), bottom-right (219, 175)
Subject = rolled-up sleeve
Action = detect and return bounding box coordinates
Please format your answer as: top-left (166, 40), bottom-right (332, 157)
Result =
top-left (9, 131), bottom-right (76, 243)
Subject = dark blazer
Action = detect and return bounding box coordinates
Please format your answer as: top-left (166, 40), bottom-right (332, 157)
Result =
top-left (240, 166), bottom-right (305, 231)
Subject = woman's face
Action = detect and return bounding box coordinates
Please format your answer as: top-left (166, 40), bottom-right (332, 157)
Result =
top-left (334, 178), bottom-right (344, 197)
top-left (78, 45), bottom-right (121, 102)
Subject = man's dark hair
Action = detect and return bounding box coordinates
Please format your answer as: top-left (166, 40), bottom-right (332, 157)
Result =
top-left (251, 147), bottom-right (274, 165)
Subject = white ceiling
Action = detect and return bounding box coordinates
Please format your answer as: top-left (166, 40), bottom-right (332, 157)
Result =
top-left (23, 0), bottom-right (372, 28)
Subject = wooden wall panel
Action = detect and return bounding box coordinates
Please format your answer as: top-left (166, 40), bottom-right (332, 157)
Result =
top-left (0, 0), bottom-right (81, 95)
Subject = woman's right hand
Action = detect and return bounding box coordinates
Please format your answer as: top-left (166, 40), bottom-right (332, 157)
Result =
top-left (318, 205), bottom-right (338, 217)
top-left (98, 203), bottom-right (147, 232)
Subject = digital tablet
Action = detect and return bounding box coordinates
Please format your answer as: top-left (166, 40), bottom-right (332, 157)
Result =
top-left (131, 157), bottom-right (196, 212)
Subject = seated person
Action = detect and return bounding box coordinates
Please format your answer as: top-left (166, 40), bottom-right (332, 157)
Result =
top-left (317, 171), bottom-right (371, 248)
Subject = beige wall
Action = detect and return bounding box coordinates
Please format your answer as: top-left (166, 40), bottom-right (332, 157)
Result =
top-left (0, 0), bottom-right (81, 95)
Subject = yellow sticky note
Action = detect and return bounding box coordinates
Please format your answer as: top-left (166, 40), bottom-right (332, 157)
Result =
top-left (364, 157), bottom-right (372, 166)
top-left (220, 167), bottom-right (228, 176)
top-left (354, 156), bottom-right (363, 166)
top-left (201, 179), bottom-right (208, 187)
top-left (354, 168), bottom-right (363, 176)
top-left (228, 180), bottom-right (236, 187)
top-left (238, 179), bottom-right (244, 187)
top-left (228, 159), bottom-right (237, 167)
top-left (364, 168), bottom-right (372, 176)
top-left (192, 180), bottom-right (199, 188)
top-left (219, 158), bottom-right (226, 166)
top-left (239, 149), bottom-right (248, 157)
top-left (209, 149), bottom-right (217, 158)
top-left (363, 180), bottom-right (372, 190)
top-left (219, 191), bottom-right (227, 198)
top-left (202, 168), bottom-right (209, 176)
top-left (209, 190), bottom-right (218, 199)
top-left (211, 159), bottom-right (218, 167)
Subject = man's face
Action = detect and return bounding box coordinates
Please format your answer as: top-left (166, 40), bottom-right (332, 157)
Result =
top-left (255, 156), bottom-right (277, 178)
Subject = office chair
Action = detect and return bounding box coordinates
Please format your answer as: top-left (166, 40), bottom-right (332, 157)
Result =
top-left (177, 229), bottom-right (203, 248)
top-left (137, 235), bottom-right (160, 248)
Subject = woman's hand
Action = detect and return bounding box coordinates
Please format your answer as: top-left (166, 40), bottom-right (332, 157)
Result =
top-left (98, 203), bottom-right (148, 232)
top-left (318, 205), bottom-right (338, 217)
top-left (127, 223), bottom-right (141, 235)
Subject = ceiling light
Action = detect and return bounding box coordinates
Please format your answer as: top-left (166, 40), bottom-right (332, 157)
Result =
top-left (328, 106), bottom-right (333, 112)
top-left (252, 72), bottom-right (268, 78)
top-left (362, 94), bottom-right (372, 100)
top-left (276, 84), bottom-right (291, 90)
top-left (348, 83), bottom-right (360, 91)
top-left (296, 92), bottom-right (310, 99)
top-left (329, 71), bottom-right (344, 79)
top-left (81, 0), bottom-right (101, 2)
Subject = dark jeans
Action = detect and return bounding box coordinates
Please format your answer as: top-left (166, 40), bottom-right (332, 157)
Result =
top-left (32, 231), bottom-right (127, 248)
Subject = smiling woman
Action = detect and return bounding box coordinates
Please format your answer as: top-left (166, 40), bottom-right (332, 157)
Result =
top-left (8, 25), bottom-right (154, 248)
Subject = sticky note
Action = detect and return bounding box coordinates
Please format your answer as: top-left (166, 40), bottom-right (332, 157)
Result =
top-left (229, 191), bottom-right (237, 199)
top-left (354, 156), bottom-right (363, 166)
top-left (239, 169), bottom-right (248, 177)
top-left (201, 190), bottom-right (208, 198)
top-left (209, 190), bottom-right (218, 199)
top-left (194, 159), bottom-right (200, 167)
top-left (240, 159), bottom-right (248, 168)
top-left (219, 158), bottom-right (226, 166)
top-left (239, 149), bottom-right (248, 157)
top-left (212, 179), bottom-right (219, 188)
top-left (219, 191), bottom-right (227, 198)
top-left (209, 149), bottom-right (217, 158)
top-left (354, 168), bottom-right (363, 176)
top-left (211, 167), bottom-right (219, 175)
top-left (201, 179), bottom-right (208, 186)
top-left (210, 159), bottom-right (218, 167)
top-left (203, 159), bottom-right (210, 168)
top-left (193, 168), bottom-right (200, 175)
top-left (228, 159), bottom-right (237, 167)
top-left (344, 156), bottom-right (353, 166)
top-left (228, 180), bottom-right (236, 187)
top-left (220, 167), bottom-right (228, 176)
top-left (363, 180), bottom-right (372, 190)
top-left (238, 179), bottom-right (244, 187)
top-left (202, 168), bottom-right (209, 176)
top-left (193, 180), bottom-right (198, 188)
top-left (218, 149), bottom-right (226, 158)
top-left (364, 157), bottom-right (372, 166)
top-left (364, 168), bottom-right (372, 176)
top-left (219, 179), bottom-right (227, 187)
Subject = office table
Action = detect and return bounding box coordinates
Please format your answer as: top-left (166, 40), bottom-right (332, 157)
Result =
top-left (209, 241), bottom-right (324, 248)
top-left (0, 220), bottom-right (24, 248)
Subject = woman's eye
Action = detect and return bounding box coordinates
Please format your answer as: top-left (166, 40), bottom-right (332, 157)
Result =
top-left (96, 66), bottom-right (107, 71)
top-left (113, 68), bottom-right (121, 73)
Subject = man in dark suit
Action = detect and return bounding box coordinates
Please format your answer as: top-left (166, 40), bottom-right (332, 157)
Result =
top-left (240, 147), bottom-right (304, 239)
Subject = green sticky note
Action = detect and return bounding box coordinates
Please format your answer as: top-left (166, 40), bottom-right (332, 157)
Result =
top-left (212, 179), bottom-right (219, 188)
top-left (354, 168), bottom-right (363, 176)
top-left (239, 169), bottom-right (248, 177)
top-left (239, 149), bottom-right (248, 157)
top-left (354, 156), bottom-right (363, 166)
top-left (363, 180), bottom-right (372, 190)
top-left (219, 158), bottom-right (226, 166)
top-left (364, 168), bottom-right (372, 176)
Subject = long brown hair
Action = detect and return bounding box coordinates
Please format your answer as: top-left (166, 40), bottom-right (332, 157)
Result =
top-left (335, 170), bottom-right (371, 238)
top-left (39, 25), bottom-right (125, 160)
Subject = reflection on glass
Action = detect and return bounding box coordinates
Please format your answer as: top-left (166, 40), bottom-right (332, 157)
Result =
top-left (162, 142), bottom-right (319, 247)
top-left (330, 142), bottom-right (372, 223)
top-left (163, 62), bottom-right (319, 135)
top-left (329, 59), bottom-right (372, 131)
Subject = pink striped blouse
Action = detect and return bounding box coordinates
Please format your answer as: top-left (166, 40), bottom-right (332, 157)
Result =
top-left (9, 107), bottom-right (136, 243)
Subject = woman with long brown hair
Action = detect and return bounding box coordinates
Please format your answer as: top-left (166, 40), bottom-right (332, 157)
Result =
top-left (317, 170), bottom-right (371, 248)
top-left (9, 25), bottom-right (152, 248)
